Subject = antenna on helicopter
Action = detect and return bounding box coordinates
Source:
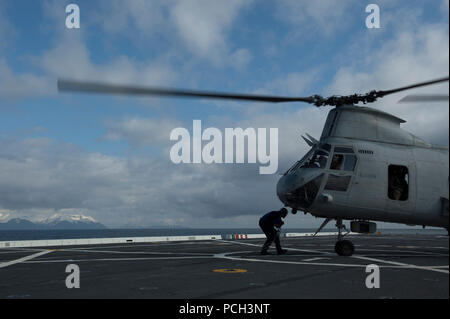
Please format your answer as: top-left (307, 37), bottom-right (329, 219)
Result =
top-left (301, 135), bottom-right (315, 147)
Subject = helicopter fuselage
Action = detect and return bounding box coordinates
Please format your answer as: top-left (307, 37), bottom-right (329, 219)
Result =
top-left (277, 105), bottom-right (449, 229)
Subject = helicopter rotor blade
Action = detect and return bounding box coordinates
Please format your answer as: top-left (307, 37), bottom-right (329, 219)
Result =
top-left (377, 76), bottom-right (449, 97)
top-left (331, 76), bottom-right (450, 107)
top-left (398, 94), bottom-right (449, 103)
top-left (58, 76), bottom-right (449, 107)
top-left (58, 79), bottom-right (316, 104)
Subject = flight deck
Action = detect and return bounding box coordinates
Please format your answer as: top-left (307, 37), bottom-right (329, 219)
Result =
top-left (0, 234), bottom-right (448, 299)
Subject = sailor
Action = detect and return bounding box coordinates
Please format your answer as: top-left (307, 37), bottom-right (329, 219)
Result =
top-left (330, 154), bottom-right (343, 170)
top-left (259, 208), bottom-right (288, 255)
top-left (389, 166), bottom-right (408, 200)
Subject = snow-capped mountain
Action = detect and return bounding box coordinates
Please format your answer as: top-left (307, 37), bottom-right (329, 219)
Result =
top-left (36, 214), bottom-right (106, 229)
top-left (0, 214), bottom-right (106, 230)
top-left (38, 214), bottom-right (99, 225)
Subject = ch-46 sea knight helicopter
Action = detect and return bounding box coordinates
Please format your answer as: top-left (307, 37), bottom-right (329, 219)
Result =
top-left (58, 76), bottom-right (449, 256)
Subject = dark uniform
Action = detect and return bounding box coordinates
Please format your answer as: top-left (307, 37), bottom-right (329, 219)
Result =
top-left (259, 208), bottom-right (288, 255)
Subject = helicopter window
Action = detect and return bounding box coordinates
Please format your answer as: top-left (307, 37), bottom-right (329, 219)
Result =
top-left (325, 174), bottom-right (351, 191)
top-left (285, 145), bottom-right (331, 174)
top-left (343, 155), bottom-right (357, 171)
top-left (330, 149), bottom-right (357, 172)
top-left (388, 165), bottom-right (409, 201)
top-left (330, 154), bottom-right (344, 170)
top-left (285, 148), bottom-right (315, 174)
top-left (300, 149), bottom-right (329, 169)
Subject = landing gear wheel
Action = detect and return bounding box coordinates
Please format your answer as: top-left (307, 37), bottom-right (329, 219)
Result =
top-left (335, 240), bottom-right (355, 256)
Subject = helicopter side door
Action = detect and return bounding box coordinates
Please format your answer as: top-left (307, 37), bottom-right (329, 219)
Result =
top-left (348, 145), bottom-right (387, 218)
top-left (385, 161), bottom-right (416, 217)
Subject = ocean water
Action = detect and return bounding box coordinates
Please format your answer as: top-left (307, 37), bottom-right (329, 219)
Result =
top-left (0, 228), bottom-right (446, 241)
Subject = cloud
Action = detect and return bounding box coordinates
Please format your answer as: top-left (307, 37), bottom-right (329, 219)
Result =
top-left (0, 211), bottom-right (10, 222)
top-left (0, 59), bottom-right (54, 99)
top-left (87, 0), bottom-right (253, 67)
top-left (0, 2), bottom-right (15, 52)
top-left (0, 137), bottom-right (139, 225)
top-left (275, 0), bottom-right (356, 35)
top-left (228, 48), bottom-right (252, 69)
top-left (0, 34), bottom-right (177, 101)
top-left (0, 136), bottom-right (285, 227)
top-left (265, 70), bottom-right (322, 96)
top-left (39, 33), bottom-right (177, 86)
top-left (327, 24), bottom-right (449, 145)
top-left (102, 117), bottom-right (183, 147)
top-left (442, 0), bottom-right (449, 13)
top-left (92, 0), bottom-right (169, 36)
top-left (0, 5), bottom-right (52, 100)
top-left (0, 0), bottom-right (178, 100)
top-left (1, 39), bottom-right (176, 100)
top-left (1, 0), bottom-right (252, 101)
top-left (169, 0), bottom-right (253, 66)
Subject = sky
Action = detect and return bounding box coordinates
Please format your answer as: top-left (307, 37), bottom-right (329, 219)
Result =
top-left (0, 0), bottom-right (448, 228)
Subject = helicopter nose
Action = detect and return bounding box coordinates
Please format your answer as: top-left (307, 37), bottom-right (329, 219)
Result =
top-left (276, 174), bottom-right (291, 204)
top-left (277, 169), bottom-right (324, 208)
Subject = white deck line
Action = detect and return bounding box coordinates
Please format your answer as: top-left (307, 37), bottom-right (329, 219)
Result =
top-left (0, 232), bottom-right (348, 249)
top-left (0, 235), bottom-right (222, 248)
top-left (0, 250), bottom-right (53, 268)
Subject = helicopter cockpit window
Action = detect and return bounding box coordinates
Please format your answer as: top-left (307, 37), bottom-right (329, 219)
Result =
top-left (330, 147), bottom-right (357, 172)
top-left (300, 149), bottom-right (329, 169)
top-left (285, 149), bottom-right (314, 174)
top-left (284, 144), bottom-right (331, 174)
top-left (298, 144), bottom-right (331, 169)
top-left (330, 154), bottom-right (344, 170)
top-left (388, 165), bottom-right (409, 201)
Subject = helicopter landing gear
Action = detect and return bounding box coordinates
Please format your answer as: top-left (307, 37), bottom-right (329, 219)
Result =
top-left (335, 219), bottom-right (354, 256)
top-left (335, 240), bottom-right (354, 256)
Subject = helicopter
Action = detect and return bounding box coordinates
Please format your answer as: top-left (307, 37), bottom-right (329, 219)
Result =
top-left (58, 76), bottom-right (449, 256)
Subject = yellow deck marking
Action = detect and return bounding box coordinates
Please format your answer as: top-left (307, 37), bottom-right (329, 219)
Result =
top-left (213, 268), bottom-right (247, 273)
